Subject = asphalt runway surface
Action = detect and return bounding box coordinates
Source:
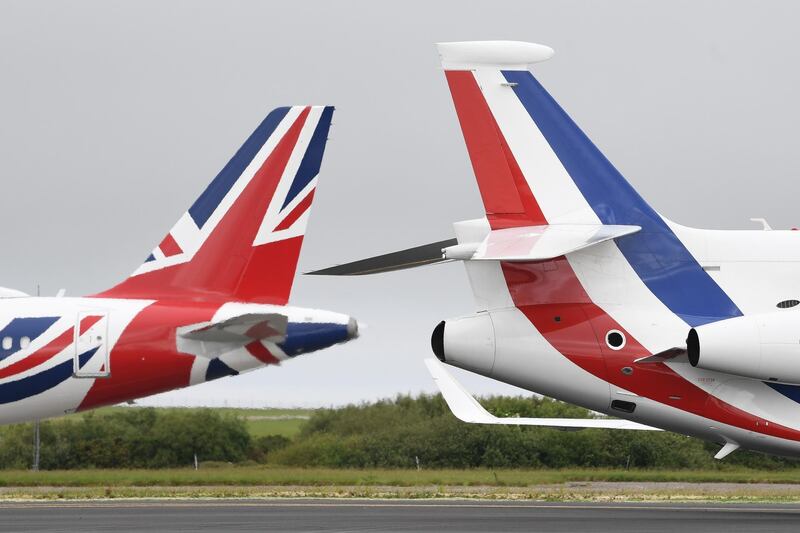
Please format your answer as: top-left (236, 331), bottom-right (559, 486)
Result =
top-left (1, 499), bottom-right (800, 532)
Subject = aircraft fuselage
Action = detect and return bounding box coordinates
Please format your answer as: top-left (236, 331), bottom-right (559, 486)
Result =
top-left (0, 296), bottom-right (356, 424)
top-left (437, 218), bottom-right (800, 457)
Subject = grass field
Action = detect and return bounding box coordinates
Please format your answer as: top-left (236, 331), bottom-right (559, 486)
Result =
top-left (2, 466), bottom-right (800, 487)
top-left (9, 406), bottom-right (800, 502)
top-left (56, 405), bottom-right (314, 438)
top-left (1, 467), bottom-right (800, 501)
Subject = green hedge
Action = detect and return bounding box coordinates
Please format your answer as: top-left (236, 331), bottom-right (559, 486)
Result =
top-left (269, 395), bottom-right (800, 470)
top-left (0, 395), bottom-right (798, 469)
top-left (0, 409), bottom-right (251, 469)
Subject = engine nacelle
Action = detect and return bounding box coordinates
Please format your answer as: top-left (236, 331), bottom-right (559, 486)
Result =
top-left (431, 313), bottom-right (495, 375)
top-left (688, 311), bottom-right (800, 384)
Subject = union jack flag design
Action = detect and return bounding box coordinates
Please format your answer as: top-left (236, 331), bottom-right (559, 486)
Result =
top-left (0, 314), bottom-right (107, 402)
top-left (0, 102), bottom-right (356, 426)
top-left (102, 106), bottom-right (335, 304)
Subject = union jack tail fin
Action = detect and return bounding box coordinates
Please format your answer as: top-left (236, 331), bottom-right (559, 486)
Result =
top-left (99, 105), bottom-right (334, 304)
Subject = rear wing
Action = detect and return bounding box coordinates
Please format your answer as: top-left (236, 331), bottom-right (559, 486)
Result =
top-left (463, 224), bottom-right (640, 261)
top-left (425, 358), bottom-right (658, 431)
top-left (307, 224), bottom-right (639, 276)
top-left (306, 239), bottom-right (457, 276)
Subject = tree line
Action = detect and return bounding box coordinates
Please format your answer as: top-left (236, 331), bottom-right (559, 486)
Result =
top-left (268, 395), bottom-right (800, 470)
top-left (0, 395), bottom-right (797, 469)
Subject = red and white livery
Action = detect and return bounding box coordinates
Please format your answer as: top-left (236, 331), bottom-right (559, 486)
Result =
top-left (316, 41), bottom-right (800, 460)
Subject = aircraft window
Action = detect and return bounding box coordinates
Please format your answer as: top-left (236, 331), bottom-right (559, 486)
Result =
top-left (1, 337), bottom-right (11, 350)
top-left (605, 330), bottom-right (626, 350)
top-left (19, 336), bottom-right (30, 349)
top-left (777, 299), bottom-right (800, 309)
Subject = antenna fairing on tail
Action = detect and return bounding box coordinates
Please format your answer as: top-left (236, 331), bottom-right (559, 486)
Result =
top-left (437, 41), bottom-right (554, 70)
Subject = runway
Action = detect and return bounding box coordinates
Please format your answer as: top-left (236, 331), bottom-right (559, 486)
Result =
top-left (1, 499), bottom-right (800, 532)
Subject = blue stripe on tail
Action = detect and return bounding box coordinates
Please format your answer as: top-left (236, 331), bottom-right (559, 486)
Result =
top-left (502, 70), bottom-right (741, 326)
top-left (188, 106), bottom-right (291, 228)
top-left (281, 106), bottom-right (335, 210)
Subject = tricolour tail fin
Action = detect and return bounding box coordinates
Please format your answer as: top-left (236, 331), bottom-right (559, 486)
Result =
top-left (439, 42), bottom-right (742, 325)
top-left (98, 105), bottom-right (334, 304)
top-left (439, 40), bottom-right (662, 229)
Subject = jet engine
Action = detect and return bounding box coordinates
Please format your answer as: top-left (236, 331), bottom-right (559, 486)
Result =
top-left (431, 313), bottom-right (495, 374)
top-left (688, 311), bottom-right (800, 384)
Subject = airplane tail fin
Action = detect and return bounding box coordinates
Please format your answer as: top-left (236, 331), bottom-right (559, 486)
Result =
top-left (304, 43), bottom-right (739, 328)
top-left (439, 40), bottom-right (662, 230)
top-left (439, 42), bottom-right (741, 324)
top-left (98, 105), bottom-right (334, 304)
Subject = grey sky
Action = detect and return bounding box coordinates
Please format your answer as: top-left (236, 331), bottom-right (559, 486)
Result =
top-left (1, 1), bottom-right (798, 407)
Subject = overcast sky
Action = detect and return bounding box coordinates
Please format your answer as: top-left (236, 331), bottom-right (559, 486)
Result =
top-left (1, 1), bottom-right (799, 407)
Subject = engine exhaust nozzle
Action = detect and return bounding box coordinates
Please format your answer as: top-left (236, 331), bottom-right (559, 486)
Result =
top-left (687, 328), bottom-right (700, 367)
top-left (431, 321), bottom-right (446, 362)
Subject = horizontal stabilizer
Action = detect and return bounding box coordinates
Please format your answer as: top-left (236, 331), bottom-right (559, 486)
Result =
top-left (307, 224), bottom-right (639, 276)
top-left (469, 224), bottom-right (641, 262)
top-left (306, 239), bottom-right (457, 276)
top-left (425, 358), bottom-right (658, 431)
top-left (179, 313), bottom-right (288, 343)
top-left (0, 287), bottom-right (29, 298)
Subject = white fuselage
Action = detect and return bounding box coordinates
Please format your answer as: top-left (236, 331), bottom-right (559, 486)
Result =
top-left (442, 218), bottom-right (800, 457)
top-left (0, 297), bottom-right (356, 424)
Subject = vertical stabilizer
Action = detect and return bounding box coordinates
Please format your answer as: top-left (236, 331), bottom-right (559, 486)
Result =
top-left (438, 41), bottom-right (741, 325)
top-left (98, 106), bottom-right (335, 304)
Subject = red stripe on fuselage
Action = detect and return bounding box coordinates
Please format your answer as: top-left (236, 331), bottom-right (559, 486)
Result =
top-left (78, 302), bottom-right (221, 411)
top-left (482, 144), bottom-right (800, 440)
top-left (445, 71), bottom-right (546, 228)
top-left (501, 258), bottom-right (800, 441)
top-left (0, 316), bottom-right (102, 380)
